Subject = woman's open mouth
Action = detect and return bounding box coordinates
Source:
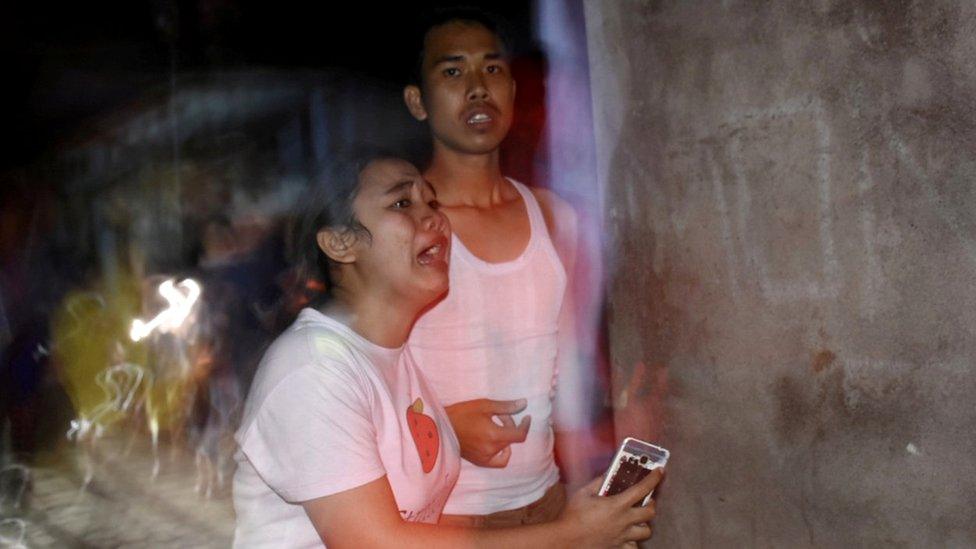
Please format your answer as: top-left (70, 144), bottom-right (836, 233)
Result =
top-left (417, 238), bottom-right (448, 267)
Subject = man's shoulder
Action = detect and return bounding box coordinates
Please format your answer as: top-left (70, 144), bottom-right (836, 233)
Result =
top-left (518, 183), bottom-right (579, 272)
top-left (526, 185), bottom-right (578, 237)
top-left (528, 185), bottom-right (570, 210)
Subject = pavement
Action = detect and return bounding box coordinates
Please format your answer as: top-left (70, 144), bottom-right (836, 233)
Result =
top-left (2, 434), bottom-right (235, 548)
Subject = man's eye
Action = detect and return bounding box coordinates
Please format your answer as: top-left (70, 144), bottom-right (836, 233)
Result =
top-left (393, 199), bottom-right (411, 208)
top-left (443, 67), bottom-right (460, 77)
top-left (486, 65), bottom-right (500, 74)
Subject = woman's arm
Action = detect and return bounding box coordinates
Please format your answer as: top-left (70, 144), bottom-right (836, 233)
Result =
top-left (303, 471), bottom-right (661, 549)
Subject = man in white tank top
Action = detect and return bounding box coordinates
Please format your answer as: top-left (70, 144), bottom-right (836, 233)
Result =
top-left (403, 9), bottom-right (594, 525)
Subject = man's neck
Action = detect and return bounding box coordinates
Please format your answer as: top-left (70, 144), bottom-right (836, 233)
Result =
top-left (425, 142), bottom-right (507, 207)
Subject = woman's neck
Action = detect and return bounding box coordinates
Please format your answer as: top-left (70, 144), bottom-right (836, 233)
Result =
top-left (322, 289), bottom-right (416, 348)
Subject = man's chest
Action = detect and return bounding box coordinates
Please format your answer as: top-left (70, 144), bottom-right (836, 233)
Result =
top-left (445, 202), bottom-right (531, 263)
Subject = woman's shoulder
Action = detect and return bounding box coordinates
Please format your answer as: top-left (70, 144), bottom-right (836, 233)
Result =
top-left (264, 312), bottom-right (370, 380)
top-left (250, 314), bottom-right (371, 398)
top-left (239, 316), bottom-right (377, 436)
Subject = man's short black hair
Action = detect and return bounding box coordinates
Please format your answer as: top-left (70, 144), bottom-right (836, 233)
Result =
top-left (408, 7), bottom-right (513, 87)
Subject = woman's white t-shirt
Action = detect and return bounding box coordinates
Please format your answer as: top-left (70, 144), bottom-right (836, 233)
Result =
top-left (233, 308), bottom-right (460, 548)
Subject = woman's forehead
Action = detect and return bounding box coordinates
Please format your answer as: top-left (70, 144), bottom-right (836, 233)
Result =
top-left (358, 158), bottom-right (425, 194)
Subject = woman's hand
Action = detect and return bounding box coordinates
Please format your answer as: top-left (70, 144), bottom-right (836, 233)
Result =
top-left (559, 469), bottom-right (663, 548)
top-left (444, 398), bottom-right (531, 467)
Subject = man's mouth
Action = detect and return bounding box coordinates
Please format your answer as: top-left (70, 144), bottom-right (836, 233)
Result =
top-left (467, 112), bottom-right (492, 125)
top-left (464, 105), bottom-right (497, 128)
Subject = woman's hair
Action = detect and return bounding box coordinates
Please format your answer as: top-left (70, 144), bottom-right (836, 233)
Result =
top-left (292, 149), bottom-right (394, 299)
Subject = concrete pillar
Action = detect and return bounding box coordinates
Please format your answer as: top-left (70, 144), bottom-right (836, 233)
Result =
top-left (585, 1), bottom-right (976, 545)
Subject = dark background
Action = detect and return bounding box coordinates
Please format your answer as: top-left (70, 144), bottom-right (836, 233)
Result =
top-left (0, 3), bottom-right (608, 545)
top-left (0, 1), bottom-right (559, 466)
top-left (1, 1), bottom-right (536, 172)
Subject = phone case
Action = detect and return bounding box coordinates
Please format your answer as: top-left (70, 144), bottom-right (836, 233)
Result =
top-left (598, 437), bottom-right (669, 506)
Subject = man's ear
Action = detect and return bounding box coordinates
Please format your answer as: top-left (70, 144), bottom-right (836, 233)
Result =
top-left (403, 85), bottom-right (428, 121)
top-left (317, 228), bottom-right (359, 264)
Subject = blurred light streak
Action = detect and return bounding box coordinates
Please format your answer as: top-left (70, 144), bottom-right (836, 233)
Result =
top-left (0, 518), bottom-right (27, 549)
top-left (535, 0), bottom-right (611, 460)
top-left (65, 362), bottom-right (153, 488)
top-left (64, 293), bottom-right (106, 339)
top-left (66, 363), bottom-right (151, 442)
top-left (0, 464), bottom-right (30, 513)
top-left (129, 279), bottom-right (201, 342)
top-left (52, 276), bottom-right (145, 454)
top-left (149, 415), bottom-right (160, 479)
top-left (192, 376), bottom-right (240, 498)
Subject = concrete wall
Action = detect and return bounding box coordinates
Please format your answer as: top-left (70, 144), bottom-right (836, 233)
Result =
top-left (584, 1), bottom-right (976, 546)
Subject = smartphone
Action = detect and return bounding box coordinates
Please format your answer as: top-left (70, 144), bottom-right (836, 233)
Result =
top-left (598, 437), bottom-right (669, 506)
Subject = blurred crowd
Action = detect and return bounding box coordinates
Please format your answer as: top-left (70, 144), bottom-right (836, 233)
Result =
top-left (0, 73), bottom-right (426, 508)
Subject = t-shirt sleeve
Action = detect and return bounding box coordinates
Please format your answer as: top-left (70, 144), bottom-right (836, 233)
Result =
top-left (238, 359), bottom-right (386, 503)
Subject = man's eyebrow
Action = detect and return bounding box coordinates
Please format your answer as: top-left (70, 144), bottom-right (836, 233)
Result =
top-left (432, 52), bottom-right (506, 66)
top-left (432, 54), bottom-right (465, 65)
top-left (384, 180), bottom-right (415, 195)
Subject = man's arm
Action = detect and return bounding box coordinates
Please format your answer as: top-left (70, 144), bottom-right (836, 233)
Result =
top-left (444, 398), bottom-right (531, 467)
top-left (532, 188), bottom-right (601, 488)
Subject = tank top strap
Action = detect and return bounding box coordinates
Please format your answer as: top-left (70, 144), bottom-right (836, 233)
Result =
top-left (507, 178), bottom-right (566, 274)
top-left (507, 178), bottom-right (548, 247)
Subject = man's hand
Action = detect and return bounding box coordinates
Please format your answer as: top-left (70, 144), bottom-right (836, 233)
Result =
top-left (444, 398), bottom-right (531, 467)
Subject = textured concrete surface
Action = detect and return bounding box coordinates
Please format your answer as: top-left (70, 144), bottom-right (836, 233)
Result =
top-left (2, 437), bottom-right (233, 547)
top-left (584, 1), bottom-right (976, 546)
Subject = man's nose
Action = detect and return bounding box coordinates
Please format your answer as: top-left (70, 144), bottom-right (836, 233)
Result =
top-left (466, 72), bottom-right (488, 101)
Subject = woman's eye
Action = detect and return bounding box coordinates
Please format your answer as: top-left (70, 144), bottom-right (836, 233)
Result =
top-left (486, 65), bottom-right (499, 74)
top-left (428, 200), bottom-right (440, 210)
top-left (393, 199), bottom-right (411, 209)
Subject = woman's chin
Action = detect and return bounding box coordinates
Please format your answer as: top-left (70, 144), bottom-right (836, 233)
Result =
top-left (414, 276), bottom-right (449, 304)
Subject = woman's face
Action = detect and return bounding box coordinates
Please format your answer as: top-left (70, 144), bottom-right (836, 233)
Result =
top-left (349, 158), bottom-right (451, 305)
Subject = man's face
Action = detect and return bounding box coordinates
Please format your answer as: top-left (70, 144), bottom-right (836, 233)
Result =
top-left (405, 21), bottom-right (516, 156)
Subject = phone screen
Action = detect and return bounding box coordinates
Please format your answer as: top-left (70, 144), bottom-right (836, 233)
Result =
top-left (600, 438), bottom-right (669, 506)
top-left (604, 456), bottom-right (653, 497)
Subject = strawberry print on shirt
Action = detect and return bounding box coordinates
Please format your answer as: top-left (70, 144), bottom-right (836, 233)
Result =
top-left (406, 398), bottom-right (439, 473)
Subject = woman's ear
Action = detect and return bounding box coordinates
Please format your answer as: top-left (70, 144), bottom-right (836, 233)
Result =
top-left (403, 85), bottom-right (428, 121)
top-left (317, 228), bottom-right (359, 264)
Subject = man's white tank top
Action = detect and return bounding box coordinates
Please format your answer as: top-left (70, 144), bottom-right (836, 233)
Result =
top-left (407, 179), bottom-right (566, 515)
